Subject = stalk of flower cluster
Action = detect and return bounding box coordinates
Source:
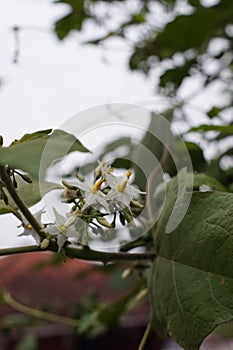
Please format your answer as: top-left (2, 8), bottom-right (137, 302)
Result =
top-left (0, 165), bottom-right (45, 240)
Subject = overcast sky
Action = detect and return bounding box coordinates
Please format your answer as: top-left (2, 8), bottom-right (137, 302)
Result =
top-left (0, 0), bottom-right (156, 145)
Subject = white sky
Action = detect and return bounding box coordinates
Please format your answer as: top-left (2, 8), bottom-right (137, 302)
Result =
top-left (0, 0), bottom-right (154, 145)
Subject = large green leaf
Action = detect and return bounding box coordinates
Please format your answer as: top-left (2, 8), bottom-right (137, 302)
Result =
top-left (0, 129), bottom-right (88, 179)
top-left (149, 176), bottom-right (233, 349)
top-left (154, 8), bottom-right (217, 58)
top-left (0, 174), bottom-right (62, 215)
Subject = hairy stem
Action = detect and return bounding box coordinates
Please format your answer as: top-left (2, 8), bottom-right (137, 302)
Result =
top-left (0, 165), bottom-right (44, 237)
top-left (0, 243), bottom-right (156, 262)
top-left (63, 245), bottom-right (156, 262)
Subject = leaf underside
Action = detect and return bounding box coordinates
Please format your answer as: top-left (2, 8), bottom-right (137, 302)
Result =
top-left (0, 129), bottom-right (88, 179)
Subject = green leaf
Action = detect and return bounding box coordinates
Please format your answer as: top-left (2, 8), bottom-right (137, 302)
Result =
top-left (78, 287), bottom-right (140, 336)
top-left (11, 129), bottom-right (52, 145)
top-left (10, 175), bottom-right (62, 208)
top-left (16, 335), bottom-right (38, 350)
top-left (0, 175), bottom-right (62, 215)
top-left (192, 173), bottom-right (227, 191)
top-left (184, 142), bottom-right (206, 173)
top-left (1, 313), bottom-right (31, 329)
top-left (154, 8), bottom-right (217, 58)
top-left (159, 59), bottom-right (196, 88)
top-left (54, 1), bottom-right (87, 40)
top-left (97, 290), bottom-right (136, 327)
top-left (0, 204), bottom-right (13, 215)
top-left (132, 111), bottom-right (176, 188)
top-left (190, 124), bottom-right (233, 134)
top-left (207, 106), bottom-right (222, 119)
top-left (149, 175), bottom-right (233, 349)
top-left (0, 129), bottom-right (88, 179)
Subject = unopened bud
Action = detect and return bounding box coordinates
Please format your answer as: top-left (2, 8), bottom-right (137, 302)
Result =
top-left (131, 200), bottom-right (144, 209)
top-left (135, 288), bottom-right (148, 301)
top-left (121, 268), bottom-right (132, 279)
top-left (40, 238), bottom-right (50, 249)
top-left (62, 180), bottom-right (78, 190)
top-left (96, 216), bottom-right (113, 228)
top-left (76, 172), bottom-right (85, 182)
top-left (19, 173), bottom-right (33, 183)
top-left (122, 210), bottom-right (133, 223)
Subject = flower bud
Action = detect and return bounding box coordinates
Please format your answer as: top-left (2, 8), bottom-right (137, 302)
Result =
top-left (121, 268), bottom-right (132, 279)
top-left (135, 288), bottom-right (148, 301)
top-left (130, 200), bottom-right (144, 209)
top-left (40, 238), bottom-right (50, 249)
top-left (19, 173), bottom-right (33, 184)
top-left (76, 172), bottom-right (85, 182)
top-left (96, 216), bottom-right (113, 228)
top-left (62, 180), bottom-right (78, 190)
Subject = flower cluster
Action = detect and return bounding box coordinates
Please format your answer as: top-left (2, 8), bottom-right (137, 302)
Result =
top-left (19, 161), bottom-right (145, 252)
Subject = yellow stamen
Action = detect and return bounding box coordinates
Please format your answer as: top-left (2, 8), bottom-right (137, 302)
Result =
top-left (118, 179), bottom-right (128, 193)
top-left (126, 170), bottom-right (132, 178)
top-left (117, 171), bottom-right (131, 192)
top-left (27, 224), bottom-right (33, 230)
top-left (91, 178), bottom-right (104, 193)
top-left (60, 225), bottom-right (68, 233)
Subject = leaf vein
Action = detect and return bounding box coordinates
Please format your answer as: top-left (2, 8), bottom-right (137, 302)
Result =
top-left (171, 261), bottom-right (190, 332)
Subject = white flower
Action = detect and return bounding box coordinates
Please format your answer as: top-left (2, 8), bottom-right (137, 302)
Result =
top-left (76, 178), bottom-right (110, 212)
top-left (46, 208), bottom-right (79, 252)
top-left (18, 209), bottom-right (44, 246)
top-left (106, 171), bottom-right (145, 208)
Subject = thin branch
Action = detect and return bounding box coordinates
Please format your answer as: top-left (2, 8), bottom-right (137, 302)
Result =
top-left (137, 322), bottom-right (151, 350)
top-left (63, 245), bottom-right (156, 262)
top-left (2, 292), bottom-right (80, 328)
top-left (0, 243), bottom-right (156, 262)
top-left (0, 245), bottom-right (39, 256)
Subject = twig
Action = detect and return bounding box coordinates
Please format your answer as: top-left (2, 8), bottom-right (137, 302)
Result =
top-left (0, 243), bottom-right (156, 262)
top-left (137, 322), bottom-right (151, 350)
top-left (2, 292), bottom-right (80, 328)
top-left (0, 165), bottom-right (45, 238)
